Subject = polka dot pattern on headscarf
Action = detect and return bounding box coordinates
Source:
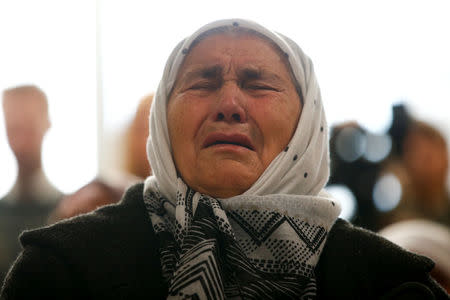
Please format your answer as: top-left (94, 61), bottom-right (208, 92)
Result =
top-left (146, 18), bottom-right (333, 201)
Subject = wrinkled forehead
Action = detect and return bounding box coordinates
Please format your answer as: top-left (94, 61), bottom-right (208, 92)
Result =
top-left (163, 19), bottom-right (305, 100)
top-left (174, 31), bottom-right (296, 89)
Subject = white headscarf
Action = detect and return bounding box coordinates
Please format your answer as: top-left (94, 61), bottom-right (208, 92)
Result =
top-left (143, 19), bottom-right (341, 298)
top-left (145, 19), bottom-right (334, 205)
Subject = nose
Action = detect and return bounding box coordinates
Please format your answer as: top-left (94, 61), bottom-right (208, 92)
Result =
top-left (213, 81), bottom-right (247, 123)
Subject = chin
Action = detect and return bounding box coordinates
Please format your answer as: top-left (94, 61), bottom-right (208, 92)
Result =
top-left (180, 158), bottom-right (263, 198)
top-left (196, 170), bottom-right (258, 198)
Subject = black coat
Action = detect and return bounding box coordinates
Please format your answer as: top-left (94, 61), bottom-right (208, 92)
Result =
top-left (1, 183), bottom-right (448, 299)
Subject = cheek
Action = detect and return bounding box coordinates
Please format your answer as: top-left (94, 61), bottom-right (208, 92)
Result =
top-left (167, 109), bottom-right (182, 146)
top-left (167, 98), bottom-right (207, 170)
top-left (169, 100), bottom-right (199, 142)
top-left (252, 97), bottom-right (300, 150)
top-left (168, 102), bottom-right (189, 159)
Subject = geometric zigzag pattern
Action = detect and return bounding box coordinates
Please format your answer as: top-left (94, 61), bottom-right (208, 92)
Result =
top-left (144, 187), bottom-right (330, 299)
top-left (168, 239), bottom-right (225, 300)
top-left (228, 210), bottom-right (327, 253)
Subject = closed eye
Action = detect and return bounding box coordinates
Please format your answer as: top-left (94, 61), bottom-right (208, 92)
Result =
top-left (246, 84), bottom-right (279, 91)
top-left (189, 81), bottom-right (219, 90)
top-left (242, 81), bottom-right (280, 92)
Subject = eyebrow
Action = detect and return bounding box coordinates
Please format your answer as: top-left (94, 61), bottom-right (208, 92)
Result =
top-left (176, 64), bottom-right (285, 88)
top-left (179, 65), bottom-right (223, 83)
top-left (238, 67), bottom-right (283, 82)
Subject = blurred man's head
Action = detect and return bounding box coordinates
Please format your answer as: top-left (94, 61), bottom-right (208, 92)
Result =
top-left (403, 120), bottom-right (448, 195)
top-left (2, 85), bottom-right (50, 167)
top-left (124, 94), bottom-right (153, 178)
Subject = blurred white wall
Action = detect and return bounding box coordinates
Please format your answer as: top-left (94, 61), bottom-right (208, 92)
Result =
top-left (1, 0), bottom-right (449, 197)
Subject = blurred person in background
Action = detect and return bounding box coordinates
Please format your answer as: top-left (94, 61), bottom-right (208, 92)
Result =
top-left (122, 93), bottom-right (153, 179)
top-left (381, 105), bottom-right (450, 228)
top-left (0, 85), bottom-right (63, 283)
top-left (49, 94), bottom-right (153, 222)
top-left (328, 104), bottom-right (450, 231)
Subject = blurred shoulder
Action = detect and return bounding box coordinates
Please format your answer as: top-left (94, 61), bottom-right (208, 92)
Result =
top-left (19, 182), bottom-right (149, 252)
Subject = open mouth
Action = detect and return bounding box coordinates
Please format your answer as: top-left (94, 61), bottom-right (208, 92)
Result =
top-left (203, 133), bottom-right (254, 151)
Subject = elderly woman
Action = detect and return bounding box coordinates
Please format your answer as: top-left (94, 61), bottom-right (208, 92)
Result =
top-left (1, 19), bottom-right (447, 299)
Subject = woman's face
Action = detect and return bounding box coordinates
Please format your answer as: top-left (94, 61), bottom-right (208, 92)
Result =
top-left (167, 32), bottom-right (302, 198)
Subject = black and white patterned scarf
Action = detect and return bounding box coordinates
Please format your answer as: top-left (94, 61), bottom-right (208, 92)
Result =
top-left (144, 19), bottom-right (341, 299)
top-left (144, 178), bottom-right (339, 299)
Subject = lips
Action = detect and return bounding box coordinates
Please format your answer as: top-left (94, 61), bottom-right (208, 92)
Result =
top-left (203, 133), bottom-right (255, 151)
